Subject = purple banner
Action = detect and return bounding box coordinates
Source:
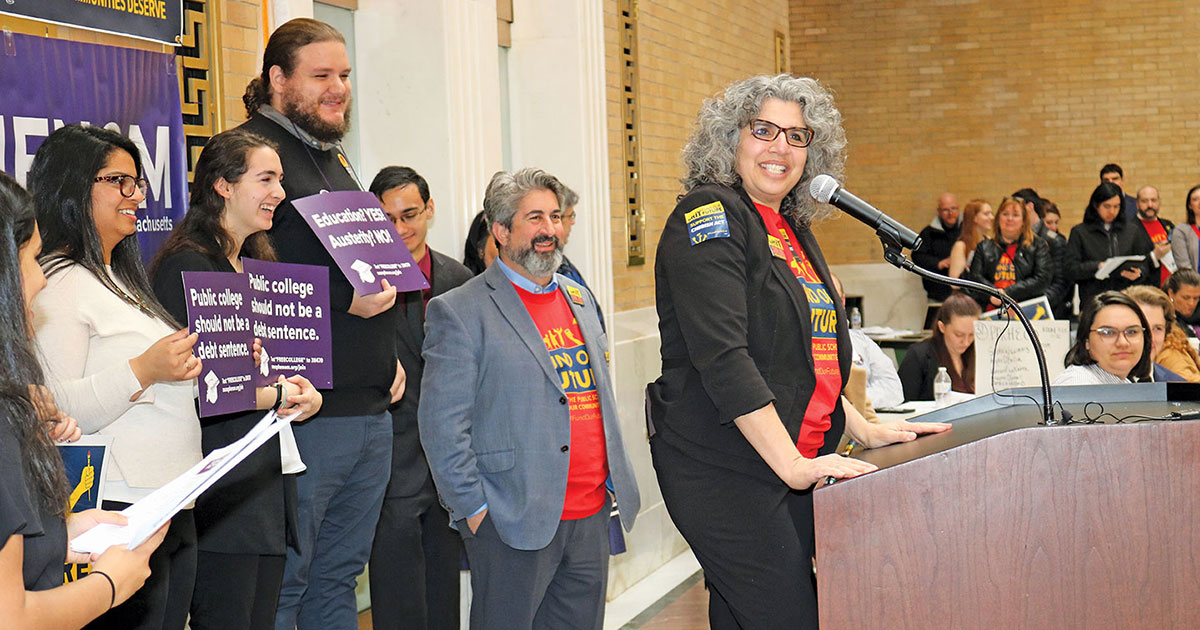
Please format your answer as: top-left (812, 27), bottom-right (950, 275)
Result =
top-left (183, 272), bottom-right (256, 417)
top-left (0, 33), bottom-right (187, 263)
top-left (244, 259), bottom-right (333, 389)
top-left (291, 190), bottom-right (430, 295)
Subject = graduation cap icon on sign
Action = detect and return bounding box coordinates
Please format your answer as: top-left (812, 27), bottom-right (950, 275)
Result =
top-left (204, 370), bottom-right (220, 404)
top-left (350, 259), bottom-right (375, 283)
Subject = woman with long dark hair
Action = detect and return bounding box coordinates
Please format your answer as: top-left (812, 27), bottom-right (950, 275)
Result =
top-left (1053, 291), bottom-right (1152, 385)
top-left (898, 292), bottom-right (982, 401)
top-left (28, 124), bottom-right (202, 630)
top-left (150, 129), bottom-right (321, 630)
top-left (1066, 181), bottom-right (1154, 307)
top-left (0, 170), bottom-right (166, 628)
top-left (1170, 185), bottom-right (1200, 272)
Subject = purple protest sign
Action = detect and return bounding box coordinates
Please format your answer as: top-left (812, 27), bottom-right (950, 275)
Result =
top-left (182, 272), bottom-right (256, 417)
top-left (243, 259), bottom-right (333, 389)
top-left (291, 190), bottom-right (430, 295)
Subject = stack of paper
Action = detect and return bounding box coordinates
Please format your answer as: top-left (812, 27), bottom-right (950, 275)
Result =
top-left (70, 409), bottom-right (298, 553)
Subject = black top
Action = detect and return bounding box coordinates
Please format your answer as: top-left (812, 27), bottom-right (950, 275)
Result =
top-left (913, 219), bottom-right (962, 301)
top-left (965, 237), bottom-right (1053, 306)
top-left (897, 339), bottom-right (942, 401)
top-left (649, 184), bottom-right (850, 483)
top-left (386, 248), bottom-right (473, 499)
top-left (238, 113), bottom-right (398, 417)
top-left (151, 249), bottom-right (297, 554)
top-left (1065, 216), bottom-right (1154, 307)
top-left (0, 417), bottom-right (66, 590)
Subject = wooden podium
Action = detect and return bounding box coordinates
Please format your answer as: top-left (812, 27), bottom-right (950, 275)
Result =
top-left (815, 383), bottom-right (1200, 629)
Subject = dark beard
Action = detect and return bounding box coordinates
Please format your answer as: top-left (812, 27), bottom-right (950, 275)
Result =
top-left (506, 236), bottom-right (563, 277)
top-left (281, 91), bottom-right (352, 143)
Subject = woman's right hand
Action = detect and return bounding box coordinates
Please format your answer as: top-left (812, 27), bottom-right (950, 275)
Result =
top-left (130, 329), bottom-right (202, 390)
top-left (87, 522), bottom-right (169, 607)
top-left (784, 453), bottom-right (876, 490)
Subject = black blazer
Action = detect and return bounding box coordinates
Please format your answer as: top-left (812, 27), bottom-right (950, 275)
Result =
top-left (649, 184), bottom-right (851, 483)
top-left (386, 248), bottom-right (473, 498)
top-left (1066, 217), bottom-right (1153, 307)
top-left (151, 249), bottom-right (298, 554)
top-left (965, 236), bottom-right (1053, 306)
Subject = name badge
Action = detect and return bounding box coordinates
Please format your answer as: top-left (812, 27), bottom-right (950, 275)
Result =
top-left (767, 234), bottom-right (787, 259)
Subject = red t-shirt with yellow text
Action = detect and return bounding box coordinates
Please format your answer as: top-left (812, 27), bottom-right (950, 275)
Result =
top-left (755, 204), bottom-right (840, 458)
top-left (514, 286), bottom-right (609, 520)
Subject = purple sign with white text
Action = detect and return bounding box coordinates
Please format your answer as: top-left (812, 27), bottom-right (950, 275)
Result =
top-left (291, 190), bottom-right (430, 295)
top-left (244, 258), bottom-right (333, 389)
top-left (182, 272), bottom-right (256, 417)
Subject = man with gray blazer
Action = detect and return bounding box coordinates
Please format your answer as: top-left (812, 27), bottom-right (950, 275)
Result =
top-left (419, 168), bottom-right (639, 630)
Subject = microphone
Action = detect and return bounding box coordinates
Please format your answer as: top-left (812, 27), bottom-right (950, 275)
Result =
top-left (810, 175), bottom-right (922, 251)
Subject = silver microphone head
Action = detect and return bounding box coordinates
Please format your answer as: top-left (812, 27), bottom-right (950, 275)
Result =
top-left (809, 174), bottom-right (840, 203)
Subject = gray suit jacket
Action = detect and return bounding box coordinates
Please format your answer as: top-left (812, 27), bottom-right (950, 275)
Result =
top-left (418, 262), bottom-right (640, 551)
top-left (1172, 223), bottom-right (1199, 274)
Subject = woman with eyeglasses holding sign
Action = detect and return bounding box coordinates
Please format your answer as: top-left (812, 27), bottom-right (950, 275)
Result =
top-left (0, 170), bottom-right (168, 629)
top-left (1053, 291), bottom-right (1153, 385)
top-left (149, 129), bottom-right (321, 630)
top-left (28, 124), bottom-right (203, 630)
top-left (646, 75), bottom-right (950, 629)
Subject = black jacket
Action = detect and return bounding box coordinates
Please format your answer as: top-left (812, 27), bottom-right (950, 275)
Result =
top-left (386, 248), bottom-right (472, 499)
top-left (965, 236), bottom-right (1053, 306)
top-left (239, 112), bottom-right (399, 417)
top-left (1066, 216), bottom-right (1153, 307)
top-left (648, 184), bottom-right (850, 483)
top-left (913, 217), bottom-right (961, 301)
top-left (1041, 232), bottom-right (1073, 318)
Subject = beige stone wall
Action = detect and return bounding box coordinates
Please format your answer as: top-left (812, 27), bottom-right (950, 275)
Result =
top-left (219, 0), bottom-right (266, 130)
top-left (791, 1), bottom-right (1200, 265)
top-left (605, 1), bottom-right (791, 311)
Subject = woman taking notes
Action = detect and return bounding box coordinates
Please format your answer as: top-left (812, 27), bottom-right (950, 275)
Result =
top-left (28, 124), bottom-right (201, 630)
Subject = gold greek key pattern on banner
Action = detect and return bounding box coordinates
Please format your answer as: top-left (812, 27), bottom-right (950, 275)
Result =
top-left (175, 0), bottom-right (223, 181)
top-left (619, 0), bottom-right (645, 266)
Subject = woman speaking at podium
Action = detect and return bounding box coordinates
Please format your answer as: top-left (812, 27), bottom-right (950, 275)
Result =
top-left (647, 74), bottom-right (949, 629)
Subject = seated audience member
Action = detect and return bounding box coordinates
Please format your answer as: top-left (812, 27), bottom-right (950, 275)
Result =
top-left (965, 197), bottom-right (1052, 309)
top-left (1125, 286), bottom-right (1197, 382)
top-left (829, 274), bottom-right (904, 408)
top-left (948, 198), bottom-right (992, 280)
top-left (1040, 201), bottom-right (1073, 318)
top-left (0, 170), bottom-right (167, 629)
top-left (463, 210), bottom-right (497, 275)
top-left (899, 293), bottom-right (981, 401)
top-left (148, 129), bottom-right (322, 630)
top-left (1066, 182), bottom-right (1153, 308)
top-left (1170, 185), bottom-right (1200, 272)
top-left (913, 192), bottom-right (961, 301)
top-left (1054, 291), bottom-right (1152, 385)
top-left (1165, 269), bottom-right (1200, 337)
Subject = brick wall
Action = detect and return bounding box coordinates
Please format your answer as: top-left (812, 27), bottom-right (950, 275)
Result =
top-left (791, 0), bottom-right (1200, 265)
top-left (605, 1), bottom-right (791, 311)
top-left (219, 0), bottom-right (265, 130)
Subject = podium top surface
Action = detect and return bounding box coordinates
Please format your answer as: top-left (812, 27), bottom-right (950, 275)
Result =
top-left (847, 382), bottom-right (1200, 472)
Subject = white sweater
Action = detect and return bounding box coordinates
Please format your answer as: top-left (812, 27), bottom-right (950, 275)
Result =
top-left (32, 263), bottom-right (201, 503)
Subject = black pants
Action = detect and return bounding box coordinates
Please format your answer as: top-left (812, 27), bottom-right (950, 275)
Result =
top-left (189, 551), bottom-right (286, 630)
top-left (368, 491), bottom-right (462, 630)
top-left (651, 437), bottom-right (818, 630)
top-left (84, 505), bottom-right (196, 630)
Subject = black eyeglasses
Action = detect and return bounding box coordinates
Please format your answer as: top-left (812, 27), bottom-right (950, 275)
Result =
top-left (749, 119), bottom-right (815, 148)
top-left (93, 174), bottom-right (149, 199)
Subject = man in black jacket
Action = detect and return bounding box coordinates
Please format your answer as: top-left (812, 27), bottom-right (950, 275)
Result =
top-left (367, 166), bottom-right (472, 630)
top-left (913, 192), bottom-right (961, 301)
top-left (237, 18), bottom-right (403, 630)
top-left (1101, 163), bottom-right (1139, 221)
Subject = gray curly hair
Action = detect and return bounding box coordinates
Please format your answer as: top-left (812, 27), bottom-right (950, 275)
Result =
top-left (681, 74), bottom-right (847, 224)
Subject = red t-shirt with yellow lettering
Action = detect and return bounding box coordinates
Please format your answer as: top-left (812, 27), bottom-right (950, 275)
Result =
top-left (1142, 219), bottom-right (1170, 284)
top-left (514, 286), bottom-right (609, 520)
top-left (754, 204), bottom-right (841, 458)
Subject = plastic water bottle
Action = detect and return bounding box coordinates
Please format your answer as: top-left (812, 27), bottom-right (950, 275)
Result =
top-left (850, 307), bottom-right (862, 329)
top-left (933, 366), bottom-right (952, 406)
